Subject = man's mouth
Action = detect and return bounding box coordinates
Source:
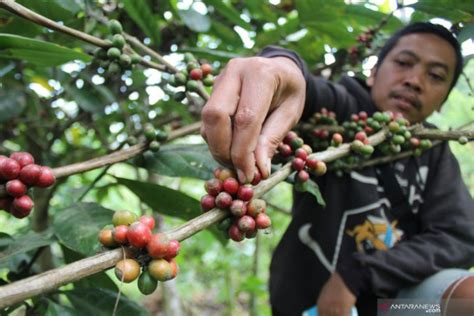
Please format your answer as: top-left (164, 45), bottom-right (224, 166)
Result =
top-left (389, 92), bottom-right (422, 111)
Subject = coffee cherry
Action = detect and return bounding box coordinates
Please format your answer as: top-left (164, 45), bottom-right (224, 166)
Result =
top-left (107, 47), bottom-right (121, 60)
top-left (130, 54), bottom-right (141, 64)
top-left (107, 62), bottom-right (121, 75)
top-left (138, 270), bottom-right (158, 295)
top-left (19, 164), bottom-right (42, 185)
top-left (6, 180), bottom-right (27, 197)
top-left (237, 215), bottom-right (256, 232)
top-left (0, 158), bottom-right (21, 180)
top-left (255, 213), bottom-right (271, 229)
top-left (11, 195), bottom-right (34, 218)
top-left (301, 144), bottom-right (313, 155)
top-left (410, 137), bottom-right (421, 148)
top-left (10, 152), bottom-right (34, 168)
top-left (222, 177), bottom-right (239, 195)
top-left (149, 258), bottom-right (174, 281)
top-left (200, 194), bottom-right (216, 212)
top-left (189, 68), bottom-right (203, 80)
top-left (314, 160), bottom-right (327, 177)
top-left (200, 63), bottom-right (213, 76)
top-left (203, 75), bottom-right (215, 87)
top-left (147, 233), bottom-right (170, 258)
top-left (351, 140), bottom-right (365, 153)
top-left (108, 19), bottom-right (123, 34)
top-left (98, 227), bottom-right (117, 248)
top-left (292, 158), bottom-right (305, 171)
top-left (388, 121), bottom-right (401, 133)
top-left (360, 144), bottom-right (375, 155)
top-left (283, 131), bottom-right (298, 144)
top-left (251, 169), bottom-right (262, 185)
top-left (119, 54), bottom-right (131, 67)
top-left (215, 191), bottom-right (232, 209)
top-left (237, 185), bottom-right (253, 201)
top-left (175, 72), bottom-right (187, 85)
top-left (420, 139), bottom-right (432, 150)
top-left (359, 111), bottom-right (368, 120)
top-left (297, 170), bottom-right (310, 182)
top-left (247, 199), bottom-right (266, 217)
top-left (332, 133), bottom-right (343, 145)
top-left (295, 148), bottom-right (308, 161)
top-left (354, 131), bottom-right (367, 142)
top-left (112, 34), bottom-right (125, 49)
top-left (277, 143), bottom-right (292, 157)
top-left (392, 135), bottom-right (405, 145)
top-left (245, 228), bottom-right (258, 239)
top-left (127, 222), bottom-right (152, 248)
top-left (112, 225), bottom-right (129, 245)
top-left (169, 258), bottom-right (178, 278)
top-left (305, 158), bottom-right (317, 169)
top-left (216, 168), bottom-right (236, 181)
top-left (229, 199), bottom-right (247, 217)
top-left (36, 166), bottom-right (56, 188)
top-left (139, 215), bottom-right (156, 230)
top-left (148, 141), bottom-right (161, 152)
top-left (186, 80), bottom-right (199, 92)
top-left (228, 224), bottom-right (245, 242)
top-left (289, 137), bottom-right (304, 150)
top-left (155, 129), bottom-right (169, 142)
top-left (164, 239), bottom-right (180, 260)
top-left (112, 210), bottom-right (137, 226)
top-left (115, 259), bottom-right (140, 283)
top-left (458, 136), bottom-right (468, 145)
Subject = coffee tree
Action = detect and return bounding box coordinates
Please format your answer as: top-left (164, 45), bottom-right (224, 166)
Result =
top-left (0, 0), bottom-right (473, 315)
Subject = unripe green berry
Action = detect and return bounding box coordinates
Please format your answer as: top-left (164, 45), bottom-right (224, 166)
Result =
top-left (95, 48), bottom-right (108, 59)
top-left (107, 62), bottom-right (121, 75)
top-left (168, 75), bottom-right (177, 87)
top-left (351, 140), bottom-right (364, 153)
top-left (149, 141), bottom-right (161, 152)
top-left (388, 121), bottom-right (400, 133)
top-left (203, 75), bottom-right (214, 87)
top-left (360, 144), bottom-right (374, 155)
top-left (373, 112), bottom-right (384, 122)
top-left (458, 136), bottom-right (468, 145)
top-left (175, 73), bottom-right (187, 85)
top-left (138, 271), bottom-right (158, 295)
top-left (420, 139), bottom-right (432, 150)
top-left (108, 19), bottom-right (123, 35)
top-left (143, 124), bottom-right (156, 141)
top-left (127, 136), bottom-right (138, 146)
top-left (119, 54), bottom-right (131, 67)
top-left (186, 80), bottom-right (199, 92)
top-left (184, 52), bottom-right (196, 63)
top-left (392, 135), bottom-right (405, 145)
top-left (112, 34), bottom-right (126, 49)
top-left (131, 54), bottom-right (141, 64)
top-left (155, 130), bottom-right (168, 142)
top-left (390, 143), bottom-right (401, 153)
top-left (107, 47), bottom-right (121, 60)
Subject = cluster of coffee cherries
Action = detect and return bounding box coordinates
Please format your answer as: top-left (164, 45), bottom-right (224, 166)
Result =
top-left (200, 168), bottom-right (272, 242)
top-left (167, 53), bottom-right (215, 102)
top-left (0, 152), bottom-right (56, 218)
top-left (93, 19), bottom-right (141, 75)
top-left (142, 123), bottom-right (169, 153)
top-left (348, 28), bottom-right (377, 65)
top-left (274, 131), bottom-right (327, 191)
top-left (98, 210), bottom-right (180, 295)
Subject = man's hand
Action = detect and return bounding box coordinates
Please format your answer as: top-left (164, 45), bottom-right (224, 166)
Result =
top-left (200, 56), bottom-right (306, 183)
top-left (317, 272), bottom-right (357, 316)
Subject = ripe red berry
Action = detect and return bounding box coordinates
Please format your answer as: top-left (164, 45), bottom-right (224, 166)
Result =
top-left (147, 233), bottom-right (170, 258)
top-left (169, 258), bottom-right (179, 278)
top-left (278, 143), bottom-right (292, 157)
top-left (410, 137), bottom-right (421, 148)
top-left (237, 185), bottom-right (253, 201)
top-left (351, 114), bottom-right (359, 122)
top-left (355, 131), bottom-right (367, 142)
top-left (295, 148), bottom-right (308, 161)
top-left (215, 191), bottom-right (233, 209)
top-left (36, 166), bottom-right (56, 188)
top-left (306, 158), bottom-right (318, 169)
top-left (0, 158), bottom-right (21, 180)
top-left (237, 215), bottom-right (256, 232)
top-left (297, 170), bottom-right (310, 182)
top-left (6, 180), bottom-right (27, 197)
top-left (255, 213), bottom-right (272, 229)
top-left (189, 68), bottom-right (203, 80)
top-left (359, 111), bottom-right (368, 120)
top-left (228, 224), bottom-right (245, 242)
top-left (222, 177), bottom-right (239, 195)
top-left (19, 164), bottom-right (42, 185)
top-left (247, 199), bottom-right (266, 217)
top-left (112, 225), bottom-right (129, 245)
top-left (201, 194), bottom-right (216, 212)
top-left (10, 152), bottom-right (35, 168)
top-left (164, 239), bottom-right (180, 260)
top-left (283, 131), bottom-right (298, 144)
top-left (200, 63), bottom-right (213, 76)
top-left (251, 169), bottom-right (262, 185)
top-left (127, 222), bottom-right (152, 248)
top-left (332, 133), bottom-right (343, 145)
top-left (11, 195), bottom-right (34, 218)
top-left (229, 199), bottom-right (247, 217)
top-left (292, 158), bottom-right (305, 171)
top-left (205, 178), bottom-right (223, 196)
top-left (139, 215), bottom-right (156, 230)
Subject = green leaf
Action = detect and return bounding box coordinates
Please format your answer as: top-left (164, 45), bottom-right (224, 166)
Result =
top-left (178, 9), bottom-right (211, 32)
top-left (0, 88), bottom-right (26, 123)
top-left (306, 179), bottom-right (326, 207)
top-left (0, 229), bottom-right (55, 268)
top-left (209, 20), bottom-right (243, 46)
top-left (123, 0), bottom-right (161, 47)
top-left (53, 203), bottom-right (114, 256)
top-left (142, 144), bottom-right (218, 180)
top-left (0, 232), bottom-right (13, 251)
top-left (205, 0), bottom-right (253, 31)
top-left (410, 1), bottom-right (473, 21)
top-left (0, 61), bottom-right (15, 77)
top-left (45, 300), bottom-right (77, 316)
top-left (178, 47), bottom-right (241, 62)
top-left (64, 288), bottom-right (150, 316)
top-left (65, 82), bottom-right (108, 114)
top-left (115, 177), bottom-right (227, 244)
top-left (0, 34), bottom-right (91, 66)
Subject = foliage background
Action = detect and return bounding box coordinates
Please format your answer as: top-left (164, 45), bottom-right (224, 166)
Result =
top-left (0, 0), bottom-right (473, 315)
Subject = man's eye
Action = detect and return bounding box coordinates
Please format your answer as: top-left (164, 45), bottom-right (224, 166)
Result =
top-left (395, 60), bottom-right (410, 67)
top-left (430, 73), bottom-right (445, 82)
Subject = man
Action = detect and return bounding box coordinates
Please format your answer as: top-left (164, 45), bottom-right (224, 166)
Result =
top-left (201, 22), bottom-right (474, 315)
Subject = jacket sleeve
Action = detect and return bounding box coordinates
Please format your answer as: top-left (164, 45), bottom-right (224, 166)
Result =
top-left (258, 45), bottom-right (361, 121)
top-left (354, 142), bottom-right (474, 297)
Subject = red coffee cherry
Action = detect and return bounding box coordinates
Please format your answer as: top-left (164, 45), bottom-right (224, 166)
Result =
top-left (292, 158), bottom-right (305, 171)
top-left (10, 152), bottom-right (35, 168)
top-left (215, 191), bottom-right (233, 209)
top-left (251, 169), bottom-right (262, 185)
top-left (295, 148), bottom-right (308, 161)
top-left (223, 177), bottom-right (239, 195)
top-left (0, 158), bottom-right (21, 180)
top-left (36, 166), bottom-right (56, 188)
top-left (200, 63), bottom-right (213, 76)
top-left (237, 185), bottom-right (253, 201)
top-left (245, 228), bottom-right (258, 239)
top-left (278, 143), bottom-right (292, 157)
top-left (19, 164), bottom-right (42, 186)
top-left (297, 170), bottom-right (310, 182)
top-left (112, 225), bottom-right (129, 245)
top-left (237, 215), bottom-right (256, 233)
top-left (169, 258), bottom-right (179, 278)
top-left (229, 199), bottom-right (247, 217)
top-left (200, 194), bottom-right (215, 212)
top-left (228, 224), bottom-right (245, 242)
top-left (355, 131), bottom-right (367, 142)
top-left (255, 213), bottom-right (272, 229)
top-left (6, 180), bottom-right (27, 197)
top-left (127, 222), bottom-right (152, 248)
top-left (283, 131), bottom-right (298, 144)
top-left (247, 199), bottom-right (266, 217)
top-left (332, 133), bottom-right (343, 145)
top-left (204, 178), bottom-right (223, 196)
top-left (164, 239), bottom-right (180, 260)
top-left (11, 195), bottom-right (34, 218)
top-left (147, 233), bottom-right (170, 258)
top-left (139, 215), bottom-right (156, 230)
top-left (189, 68), bottom-right (203, 80)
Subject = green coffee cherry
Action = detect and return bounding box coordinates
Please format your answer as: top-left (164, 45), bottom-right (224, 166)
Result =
top-left (127, 136), bottom-right (138, 146)
top-left (420, 139), bottom-right (432, 150)
top-left (107, 47), bottom-right (121, 59)
top-left (149, 140), bottom-right (161, 152)
top-left (155, 130), bottom-right (168, 142)
top-left (119, 54), bottom-right (132, 67)
top-left (143, 124), bottom-right (156, 141)
top-left (107, 62), bottom-right (121, 75)
top-left (360, 144), bottom-right (374, 155)
top-left (351, 140), bottom-right (364, 153)
top-left (95, 48), bottom-right (108, 59)
top-left (112, 34), bottom-right (126, 49)
top-left (184, 52), bottom-right (196, 63)
top-left (186, 80), bottom-right (199, 92)
top-left (138, 271), bottom-right (158, 295)
top-left (131, 54), bottom-right (141, 64)
top-left (175, 73), bottom-right (187, 85)
top-left (392, 135), bottom-right (405, 145)
top-left (108, 19), bottom-right (123, 35)
top-left (203, 75), bottom-right (214, 87)
top-left (458, 136), bottom-right (468, 145)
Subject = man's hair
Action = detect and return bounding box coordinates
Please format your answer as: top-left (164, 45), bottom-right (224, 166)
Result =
top-left (376, 22), bottom-right (463, 90)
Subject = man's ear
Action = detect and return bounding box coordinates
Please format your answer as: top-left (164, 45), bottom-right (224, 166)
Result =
top-left (366, 67), bottom-right (377, 87)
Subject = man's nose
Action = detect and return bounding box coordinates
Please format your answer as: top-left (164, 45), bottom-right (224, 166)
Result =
top-left (403, 67), bottom-right (424, 93)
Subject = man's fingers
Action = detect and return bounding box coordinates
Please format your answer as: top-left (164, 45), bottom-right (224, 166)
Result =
top-left (230, 69), bottom-right (276, 182)
top-left (201, 68), bottom-right (242, 166)
top-left (254, 99), bottom-right (304, 179)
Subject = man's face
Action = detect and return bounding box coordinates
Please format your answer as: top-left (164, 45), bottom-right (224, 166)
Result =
top-left (367, 33), bottom-right (456, 123)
